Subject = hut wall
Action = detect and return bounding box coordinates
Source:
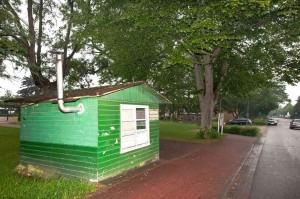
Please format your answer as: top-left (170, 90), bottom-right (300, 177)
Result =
top-left (97, 85), bottom-right (160, 180)
top-left (20, 98), bottom-right (99, 179)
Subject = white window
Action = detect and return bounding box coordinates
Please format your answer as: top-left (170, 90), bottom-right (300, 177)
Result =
top-left (120, 104), bottom-right (150, 153)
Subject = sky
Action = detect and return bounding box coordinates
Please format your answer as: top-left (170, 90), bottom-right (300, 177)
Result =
top-left (0, 64), bottom-right (299, 105)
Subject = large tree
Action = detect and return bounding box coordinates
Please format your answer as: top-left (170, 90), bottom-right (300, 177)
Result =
top-left (0, 1), bottom-right (97, 92)
top-left (89, 1), bottom-right (300, 133)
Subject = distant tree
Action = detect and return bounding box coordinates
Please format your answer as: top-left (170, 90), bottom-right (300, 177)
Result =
top-left (282, 102), bottom-right (294, 116)
top-left (220, 95), bottom-right (248, 119)
top-left (221, 84), bottom-right (288, 119)
top-left (1, 90), bottom-right (13, 100)
top-left (291, 97), bottom-right (300, 119)
top-left (17, 77), bottom-right (43, 97)
top-left (269, 102), bottom-right (294, 117)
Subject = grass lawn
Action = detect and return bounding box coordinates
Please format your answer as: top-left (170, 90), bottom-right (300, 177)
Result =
top-left (0, 126), bottom-right (96, 199)
top-left (160, 121), bottom-right (202, 142)
top-left (0, 121), bottom-right (215, 198)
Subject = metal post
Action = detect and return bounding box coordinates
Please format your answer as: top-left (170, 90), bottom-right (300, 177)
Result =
top-left (51, 51), bottom-right (83, 114)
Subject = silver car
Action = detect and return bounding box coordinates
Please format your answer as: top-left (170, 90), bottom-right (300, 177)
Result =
top-left (290, 119), bottom-right (300, 129)
top-left (268, 119), bottom-right (277, 126)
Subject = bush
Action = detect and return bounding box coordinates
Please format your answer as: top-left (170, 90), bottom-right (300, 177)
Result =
top-left (252, 119), bottom-right (267, 126)
top-left (196, 128), bottom-right (223, 140)
top-left (208, 129), bottom-right (223, 139)
top-left (196, 131), bottom-right (206, 139)
top-left (222, 125), bottom-right (259, 137)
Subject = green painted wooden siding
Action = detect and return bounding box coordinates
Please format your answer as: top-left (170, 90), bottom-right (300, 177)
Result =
top-left (20, 141), bottom-right (98, 179)
top-left (97, 99), bottom-right (159, 180)
top-left (19, 98), bottom-right (99, 180)
top-left (19, 85), bottom-right (164, 181)
top-left (100, 84), bottom-right (165, 104)
top-left (20, 98), bottom-right (98, 147)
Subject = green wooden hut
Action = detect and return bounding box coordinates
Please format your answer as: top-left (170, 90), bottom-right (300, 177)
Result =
top-left (9, 82), bottom-right (169, 181)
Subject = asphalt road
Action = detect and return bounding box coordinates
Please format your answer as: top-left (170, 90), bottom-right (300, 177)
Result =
top-left (249, 119), bottom-right (300, 199)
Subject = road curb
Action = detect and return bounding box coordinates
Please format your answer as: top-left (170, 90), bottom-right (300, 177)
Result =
top-left (221, 127), bottom-right (268, 199)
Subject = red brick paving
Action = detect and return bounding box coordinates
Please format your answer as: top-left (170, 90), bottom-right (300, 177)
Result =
top-left (91, 134), bottom-right (258, 199)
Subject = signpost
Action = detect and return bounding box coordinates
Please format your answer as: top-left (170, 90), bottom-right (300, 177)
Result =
top-left (218, 113), bottom-right (224, 134)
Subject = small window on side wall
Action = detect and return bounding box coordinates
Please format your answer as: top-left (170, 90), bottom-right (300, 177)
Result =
top-left (120, 104), bottom-right (150, 153)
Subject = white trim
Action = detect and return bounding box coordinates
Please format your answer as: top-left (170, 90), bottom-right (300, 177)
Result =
top-left (120, 104), bottom-right (150, 153)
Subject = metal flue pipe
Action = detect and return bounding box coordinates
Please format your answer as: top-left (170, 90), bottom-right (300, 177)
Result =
top-left (55, 53), bottom-right (83, 113)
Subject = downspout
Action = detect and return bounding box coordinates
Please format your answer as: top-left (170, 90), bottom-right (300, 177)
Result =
top-left (55, 53), bottom-right (83, 113)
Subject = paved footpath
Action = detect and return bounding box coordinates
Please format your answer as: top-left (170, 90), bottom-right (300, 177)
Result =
top-left (0, 121), bottom-right (20, 128)
top-left (91, 133), bottom-right (261, 199)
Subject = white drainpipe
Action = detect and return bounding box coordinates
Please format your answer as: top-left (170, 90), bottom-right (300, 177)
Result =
top-left (55, 53), bottom-right (83, 113)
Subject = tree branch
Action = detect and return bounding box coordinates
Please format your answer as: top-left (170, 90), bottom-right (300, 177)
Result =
top-left (67, 44), bottom-right (80, 60)
top-left (193, 53), bottom-right (205, 94)
top-left (63, 0), bottom-right (74, 77)
top-left (0, 33), bottom-right (29, 50)
top-left (3, 2), bottom-right (29, 47)
top-left (36, 0), bottom-right (44, 67)
top-left (27, 0), bottom-right (36, 65)
top-left (211, 47), bottom-right (221, 64)
top-left (3, 2), bottom-right (27, 34)
top-left (214, 59), bottom-right (229, 101)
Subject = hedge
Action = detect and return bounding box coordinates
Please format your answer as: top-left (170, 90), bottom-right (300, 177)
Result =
top-left (252, 119), bottom-right (267, 126)
top-left (213, 125), bottom-right (260, 137)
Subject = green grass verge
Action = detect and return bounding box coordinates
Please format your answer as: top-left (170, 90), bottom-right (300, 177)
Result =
top-left (0, 126), bottom-right (96, 199)
top-left (160, 121), bottom-right (259, 140)
top-left (160, 121), bottom-right (203, 141)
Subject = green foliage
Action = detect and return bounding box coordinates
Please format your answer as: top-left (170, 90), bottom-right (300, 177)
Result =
top-left (207, 129), bottom-right (224, 139)
top-left (291, 96), bottom-right (300, 119)
top-left (87, 1), bottom-right (300, 131)
top-left (0, 1), bottom-right (97, 90)
top-left (0, 90), bottom-right (13, 100)
top-left (221, 125), bottom-right (260, 137)
top-left (17, 77), bottom-right (43, 97)
top-left (252, 119), bottom-right (267, 126)
top-left (196, 131), bottom-right (206, 140)
top-left (196, 128), bottom-right (223, 140)
top-left (269, 102), bottom-right (293, 117)
top-left (220, 84), bottom-right (289, 118)
top-left (0, 127), bottom-right (96, 199)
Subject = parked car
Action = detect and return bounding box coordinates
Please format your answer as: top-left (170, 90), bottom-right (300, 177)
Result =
top-left (268, 118), bottom-right (277, 126)
top-left (290, 119), bottom-right (300, 129)
top-left (228, 118), bottom-right (252, 125)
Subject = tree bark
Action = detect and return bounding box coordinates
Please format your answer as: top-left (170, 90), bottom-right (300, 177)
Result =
top-left (36, 0), bottom-right (43, 68)
top-left (27, 0), bottom-right (36, 66)
top-left (193, 48), bottom-right (223, 133)
top-left (27, 0), bottom-right (53, 90)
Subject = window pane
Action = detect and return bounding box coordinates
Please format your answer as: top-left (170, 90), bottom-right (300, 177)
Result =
top-left (122, 121), bottom-right (135, 132)
top-left (121, 135), bottom-right (136, 150)
top-left (122, 109), bottom-right (134, 121)
top-left (137, 120), bottom-right (146, 130)
top-left (136, 108), bottom-right (146, 119)
top-left (136, 131), bottom-right (149, 146)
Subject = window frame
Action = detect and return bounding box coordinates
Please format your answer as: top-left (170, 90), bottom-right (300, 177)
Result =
top-left (120, 104), bottom-right (150, 153)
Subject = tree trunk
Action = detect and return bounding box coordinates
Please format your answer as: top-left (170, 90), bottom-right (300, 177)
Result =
top-left (193, 48), bottom-right (222, 133)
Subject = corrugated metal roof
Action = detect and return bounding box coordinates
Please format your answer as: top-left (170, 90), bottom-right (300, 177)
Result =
top-left (6, 82), bottom-right (170, 105)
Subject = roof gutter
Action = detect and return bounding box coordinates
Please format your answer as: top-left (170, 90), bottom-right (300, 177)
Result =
top-left (55, 53), bottom-right (83, 114)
